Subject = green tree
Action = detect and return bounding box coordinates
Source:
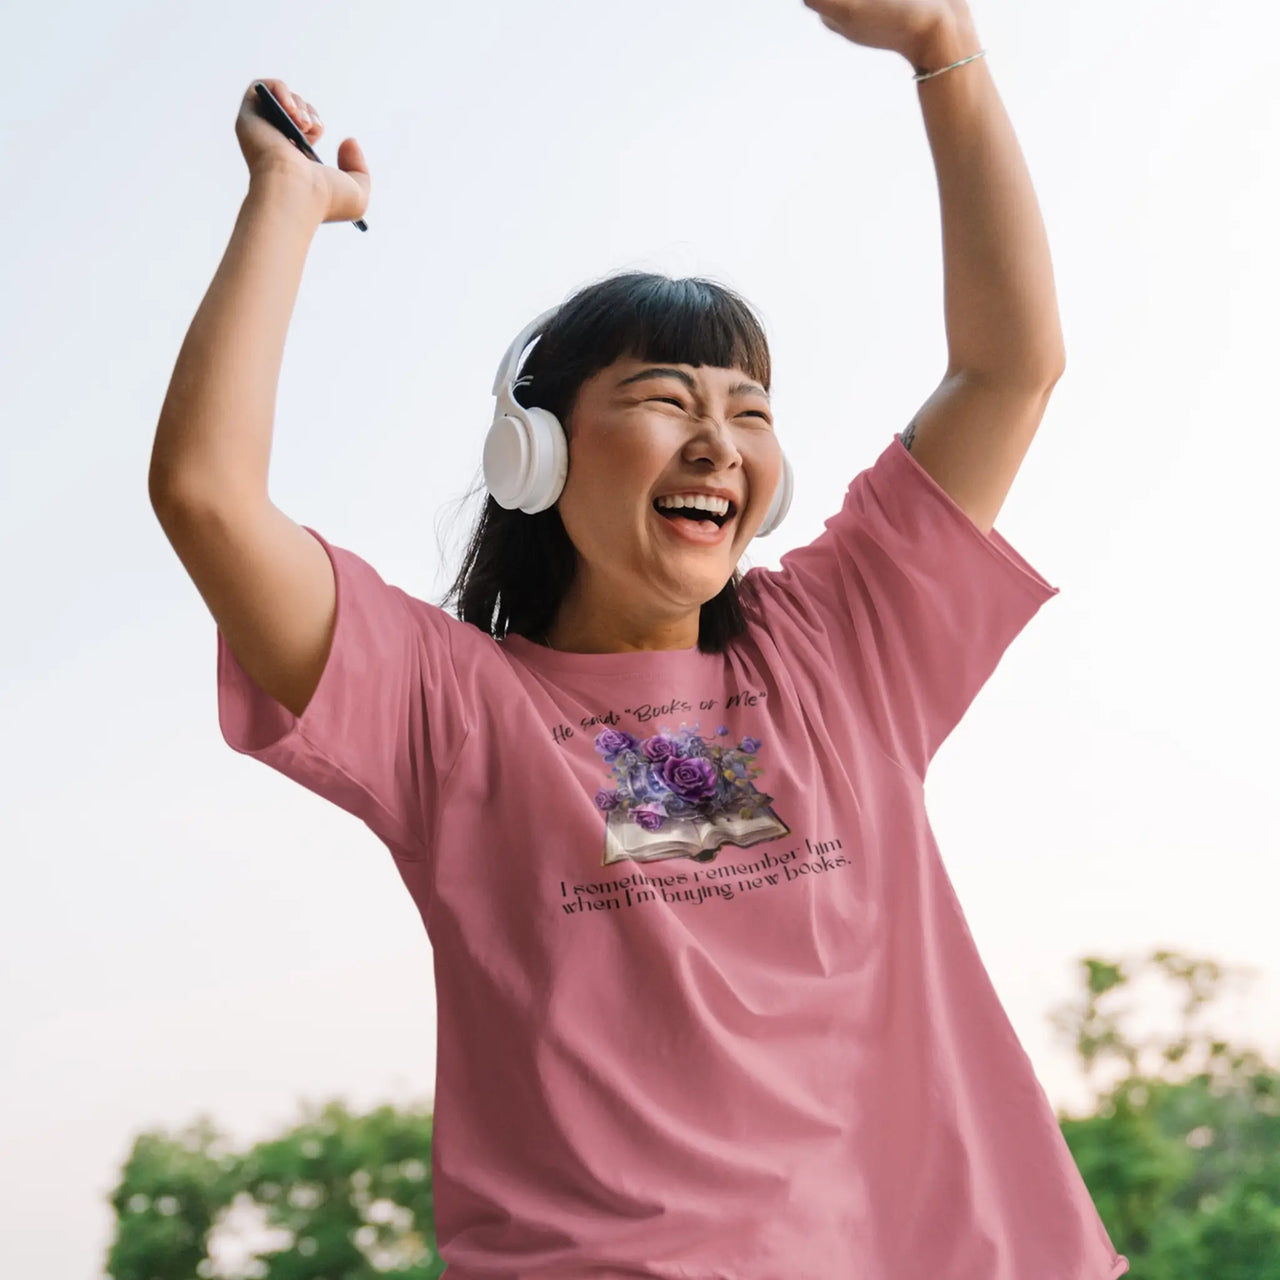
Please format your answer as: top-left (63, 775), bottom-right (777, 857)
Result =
top-left (1054, 948), bottom-right (1280, 1278)
top-left (106, 1099), bottom-right (442, 1279)
top-left (106, 1115), bottom-right (239, 1279)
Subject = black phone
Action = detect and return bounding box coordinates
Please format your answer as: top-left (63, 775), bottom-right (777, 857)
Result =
top-left (253, 81), bottom-right (367, 232)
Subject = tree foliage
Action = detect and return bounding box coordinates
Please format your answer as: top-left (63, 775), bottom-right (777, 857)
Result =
top-left (1053, 948), bottom-right (1280, 1277)
top-left (105, 1100), bottom-right (442, 1279)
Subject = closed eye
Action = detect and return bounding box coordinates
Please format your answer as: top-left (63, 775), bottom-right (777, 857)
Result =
top-left (649, 397), bottom-right (771, 422)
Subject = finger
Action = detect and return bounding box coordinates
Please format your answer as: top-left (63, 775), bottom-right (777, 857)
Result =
top-left (253, 78), bottom-right (307, 129)
top-left (286, 90), bottom-right (314, 132)
top-left (337, 136), bottom-right (370, 177)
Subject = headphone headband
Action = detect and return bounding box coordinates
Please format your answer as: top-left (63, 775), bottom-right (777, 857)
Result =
top-left (491, 305), bottom-right (562, 399)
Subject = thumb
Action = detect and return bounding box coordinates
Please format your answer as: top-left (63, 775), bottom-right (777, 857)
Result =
top-left (336, 136), bottom-right (369, 176)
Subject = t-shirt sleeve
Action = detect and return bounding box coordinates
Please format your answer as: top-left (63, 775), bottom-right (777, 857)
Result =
top-left (215, 525), bottom-right (470, 861)
top-left (740, 432), bottom-right (1060, 777)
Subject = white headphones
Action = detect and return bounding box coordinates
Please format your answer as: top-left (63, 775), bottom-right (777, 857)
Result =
top-left (482, 305), bottom-right (794, 537)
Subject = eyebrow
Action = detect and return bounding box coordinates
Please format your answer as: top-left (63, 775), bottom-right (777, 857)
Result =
top-left (615, 366), bottom-right (770, 402)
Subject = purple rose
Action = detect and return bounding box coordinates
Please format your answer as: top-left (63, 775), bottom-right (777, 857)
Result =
top-left (595, 728), bottom-right (639, 761)
top-left (633, 805), bottom-right (667, 832)
top-left (739, 736), bottom-right (761, 754)
top-left (654, 754), bottom-right (718, 802)
top-left (640, 734), bottom-right (680, 762)
top-left (594, 788), bottom-right (620, 811)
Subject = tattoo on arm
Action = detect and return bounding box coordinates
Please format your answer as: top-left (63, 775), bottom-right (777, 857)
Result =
top-left (900, 419), bottom-right (917, 452)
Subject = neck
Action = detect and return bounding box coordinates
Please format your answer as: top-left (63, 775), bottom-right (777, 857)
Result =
top-left (542, 610), bottom-right (700, 654)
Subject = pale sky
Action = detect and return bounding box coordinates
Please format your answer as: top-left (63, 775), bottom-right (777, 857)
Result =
top-left (3, 0), bottom-right (1278, 1274)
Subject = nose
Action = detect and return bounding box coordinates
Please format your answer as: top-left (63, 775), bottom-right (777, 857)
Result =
top-left (684, 414), bottom-right (743, 471)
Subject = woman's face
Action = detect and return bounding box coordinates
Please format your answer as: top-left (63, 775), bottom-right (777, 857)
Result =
top-left (551, 354), bottom-right (783, 641)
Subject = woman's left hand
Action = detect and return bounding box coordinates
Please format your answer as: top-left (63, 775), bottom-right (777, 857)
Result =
top-left (801, 0), bottom-right (972, 63)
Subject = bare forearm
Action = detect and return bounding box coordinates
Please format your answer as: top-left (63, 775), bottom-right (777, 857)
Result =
top-left (149, 168), bottom-right (326, 511)
top-left (911, 9), bottom-right (1066, 384)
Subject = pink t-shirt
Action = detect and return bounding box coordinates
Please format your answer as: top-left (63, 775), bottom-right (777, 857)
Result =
top-left (216, 432), bottom-right (1130, 1280)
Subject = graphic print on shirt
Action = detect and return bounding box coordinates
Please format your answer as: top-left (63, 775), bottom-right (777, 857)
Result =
top-left (592, 721), bottom-right (790, 867)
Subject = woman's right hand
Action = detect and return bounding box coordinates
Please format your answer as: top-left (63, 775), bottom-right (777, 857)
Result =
top-left (235, 77), bottom-right (370, 225)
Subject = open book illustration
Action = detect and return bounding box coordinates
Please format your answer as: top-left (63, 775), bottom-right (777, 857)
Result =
top-left (602, 804), bottom-right (790, 865)
top-left (592, 723), bottom-right (791, 867)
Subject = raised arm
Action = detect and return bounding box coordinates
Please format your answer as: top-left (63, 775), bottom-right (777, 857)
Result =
top-left (804, 0), bottom-right (1067, 533)
top-left (149, 81), bottom-right (355, 718)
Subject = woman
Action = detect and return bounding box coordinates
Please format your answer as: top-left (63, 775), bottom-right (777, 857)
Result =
top-left (148, 2), bottom-right (1129, 1277)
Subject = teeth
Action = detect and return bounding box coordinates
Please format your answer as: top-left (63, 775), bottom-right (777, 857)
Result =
top-left (654, 494), bottom-right (731, 516)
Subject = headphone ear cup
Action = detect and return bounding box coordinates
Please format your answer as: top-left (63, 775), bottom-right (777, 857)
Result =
top-left (753, 452), bottom-right (794, 538)
top-left (483, 406), bottom-right (568, 514)
top-left (520, 406), bottom-right (569, 514)
top-left (482, 414), bottom-right (528, 510)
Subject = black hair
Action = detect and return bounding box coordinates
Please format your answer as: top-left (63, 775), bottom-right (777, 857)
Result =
top-left (436, 270), bottom-right (772, 653)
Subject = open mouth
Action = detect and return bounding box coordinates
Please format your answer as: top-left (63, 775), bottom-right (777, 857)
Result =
top-left (651, 499), bottom-right (736, 529)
